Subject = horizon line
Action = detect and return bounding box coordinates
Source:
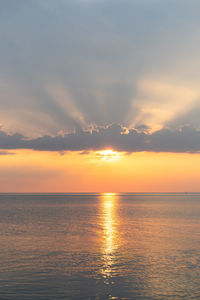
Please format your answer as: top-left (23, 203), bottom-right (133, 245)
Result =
top-left (0, 192), bottom-right (199, 195)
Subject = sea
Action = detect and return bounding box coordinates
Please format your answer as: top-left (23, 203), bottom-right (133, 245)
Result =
top-left (0, 193), bottom-right (199, 300)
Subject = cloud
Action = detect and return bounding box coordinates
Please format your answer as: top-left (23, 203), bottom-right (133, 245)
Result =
top-left (0, 150), bottom-right (15, 155)
top-left (1, 0), bottom-right (200, 137)
top-left (0, 124), bottom-right (200, 153)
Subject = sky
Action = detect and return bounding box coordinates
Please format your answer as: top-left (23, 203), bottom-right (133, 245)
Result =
top-left (1, 0), bottom-right (200, 192)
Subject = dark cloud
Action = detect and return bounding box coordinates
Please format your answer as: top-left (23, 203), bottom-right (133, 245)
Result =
top-left (0, 124), bottom-right (200, 153)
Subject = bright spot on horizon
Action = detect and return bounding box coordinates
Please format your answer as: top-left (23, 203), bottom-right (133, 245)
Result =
top-left (103, 192), bottom-right (117, 196)
top-left (96, 149), bottom-right (120, 161)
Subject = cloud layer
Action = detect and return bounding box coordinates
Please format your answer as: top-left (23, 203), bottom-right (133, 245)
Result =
top-left (1, 0), bottom-right (200, 139)
top-left (0, 124), bottom-right (200, 153)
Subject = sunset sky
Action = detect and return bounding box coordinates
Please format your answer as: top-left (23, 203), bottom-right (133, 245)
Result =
top-left (1, 0), bottom-right (200, 192)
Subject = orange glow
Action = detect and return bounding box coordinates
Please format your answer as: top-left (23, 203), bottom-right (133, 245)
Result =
top-left (0, 149), bottom-right (200, 192)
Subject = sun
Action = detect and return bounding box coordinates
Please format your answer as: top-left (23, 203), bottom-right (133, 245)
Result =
top-left (96, 149), bottom-right (120, 161)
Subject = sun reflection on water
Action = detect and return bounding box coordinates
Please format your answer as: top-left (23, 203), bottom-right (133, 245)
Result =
top-left (101, 193), bottom-right (119, 284)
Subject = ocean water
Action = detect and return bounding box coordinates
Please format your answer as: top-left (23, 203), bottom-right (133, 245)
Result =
top-left (0, 193), bottom-right (200, 300)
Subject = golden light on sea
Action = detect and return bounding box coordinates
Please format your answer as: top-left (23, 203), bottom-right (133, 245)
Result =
top-left (100, 193), bottom-right (119, 283)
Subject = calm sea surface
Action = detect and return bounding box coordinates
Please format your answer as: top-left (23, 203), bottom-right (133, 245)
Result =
top-left (0, 193), bottom-right (200, 300)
